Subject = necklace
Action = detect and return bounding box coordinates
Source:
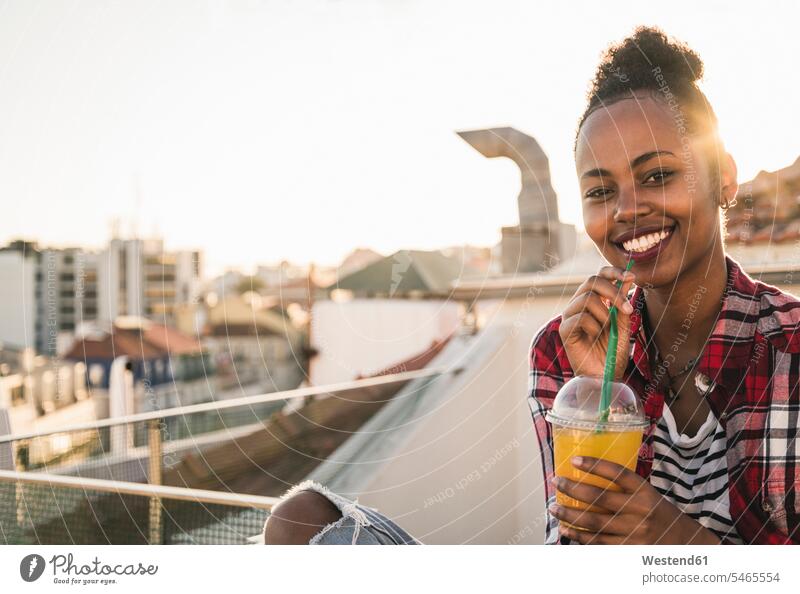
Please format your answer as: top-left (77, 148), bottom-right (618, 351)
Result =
top-left (652, 349), bottom-right (703, 403)
top-left (642, 294), bottom-right (726, 404)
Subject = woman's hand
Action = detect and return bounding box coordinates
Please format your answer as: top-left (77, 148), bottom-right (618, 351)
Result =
top-left (558, 266), bottom-right (636, 379)
top-left (548, 456), bottom-right (721, 544)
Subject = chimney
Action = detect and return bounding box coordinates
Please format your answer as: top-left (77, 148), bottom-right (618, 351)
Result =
top-left (458, 127), bottom-right (575, 273)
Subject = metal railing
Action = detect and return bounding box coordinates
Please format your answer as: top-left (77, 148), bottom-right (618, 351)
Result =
top-left (0, 366), bottom-right (450, 444)
top-left (0, 366), bottom-right (455, 544)
top-left (0, 469), bottom-right (279, 544)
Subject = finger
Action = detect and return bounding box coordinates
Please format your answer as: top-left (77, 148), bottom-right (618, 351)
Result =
top-left (611, 279), bottom-right (635, 317)
top-left (560, 299), bottom-right (605, 342)
top-left (574, 275), bottom-right (635, 314)
top-left (614, 280), bottom-right (636, 367)
top-left (616, 277), bottom-right (636, 318)
top-left (614, 283), bottom-right (635, 354)
top-left (559, 524), bottom-right (627, 545)
top-left (553, 476), bottom-right (631, 513)
top-left (570, 312), bottom-right (604, 342)
top-left (563, 292), bottom-right (613, 327)
top-left (596, 265), bottom-right (637, 284)
top-left (574, 275), bottom-right (623, 302)
top-left (572, 456), bottom-right (644, 493)
top-left (549, 503), bottom-right (631, 535)
top-left (620, 276), bottom-right (636, 299)
top-left (617, 278), bottom-right (636, 315)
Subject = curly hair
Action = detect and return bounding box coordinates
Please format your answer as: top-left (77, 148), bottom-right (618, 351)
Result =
top-left (575, 26), bottom-right (724, 202)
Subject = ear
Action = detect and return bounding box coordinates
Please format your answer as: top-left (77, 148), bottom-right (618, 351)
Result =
top-left (719, 152), bottom-right (738, 207)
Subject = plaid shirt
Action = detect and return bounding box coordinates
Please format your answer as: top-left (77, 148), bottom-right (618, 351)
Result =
top-left (528, 255), bottom-right (800, 545)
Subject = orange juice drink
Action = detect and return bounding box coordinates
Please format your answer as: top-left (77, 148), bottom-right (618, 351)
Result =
top-left (545, 375), bottom-right (648, 530)
top-left (552, 425), bottom-right (643, 512)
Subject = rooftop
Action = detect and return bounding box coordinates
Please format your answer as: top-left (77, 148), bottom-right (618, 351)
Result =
top-left (333, 249), bottom-right (482, 298)
top-left (63, 320), bottom-right (203, 361)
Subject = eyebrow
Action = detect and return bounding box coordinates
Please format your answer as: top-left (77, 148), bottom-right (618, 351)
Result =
top-left (580, 150), bottom-right (677, 180)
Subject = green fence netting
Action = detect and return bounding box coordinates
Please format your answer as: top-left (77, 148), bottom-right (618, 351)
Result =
top-left (0, 482), bottom-right (268, 545)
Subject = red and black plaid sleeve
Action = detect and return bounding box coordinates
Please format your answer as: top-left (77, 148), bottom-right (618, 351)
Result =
top-left (528, 315), bottom-right (574, 544)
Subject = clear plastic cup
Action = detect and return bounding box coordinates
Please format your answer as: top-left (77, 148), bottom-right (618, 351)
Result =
top-left (545, 375), bottom-right (648, 527)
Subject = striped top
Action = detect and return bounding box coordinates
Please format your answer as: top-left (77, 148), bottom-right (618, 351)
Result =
top-left (650, 403), bottom-right (744, 544)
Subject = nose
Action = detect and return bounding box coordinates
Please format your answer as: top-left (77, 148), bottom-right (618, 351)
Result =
top-left (613, 184), bottom-right (651, 223)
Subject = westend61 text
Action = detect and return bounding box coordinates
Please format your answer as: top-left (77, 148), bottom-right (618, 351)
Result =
top-left (642, 555), bottom-right (708, 566)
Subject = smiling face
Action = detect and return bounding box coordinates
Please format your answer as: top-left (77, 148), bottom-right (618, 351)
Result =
top-left (575, 93), bottom-right (723, 288)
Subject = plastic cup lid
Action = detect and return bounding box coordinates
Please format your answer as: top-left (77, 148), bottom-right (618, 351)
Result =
top-left (544, 375), bottom-right (648, 432)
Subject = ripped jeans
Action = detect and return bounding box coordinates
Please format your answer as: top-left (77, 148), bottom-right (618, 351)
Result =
top-left (274, 480), bottom-right (422, 545)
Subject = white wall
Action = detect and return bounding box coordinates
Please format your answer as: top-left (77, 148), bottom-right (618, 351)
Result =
top-left (349, 294), bottom-right (570, 544)
top-left (0, 251), bottom-right (36, 348)
top-left (310, 298), bottom-right (462, 385)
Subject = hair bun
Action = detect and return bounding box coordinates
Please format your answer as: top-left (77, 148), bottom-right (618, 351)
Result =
top-left (575, 26), bottom-right (721, 176)
top-left (590, 26), bottom-right (704, 98)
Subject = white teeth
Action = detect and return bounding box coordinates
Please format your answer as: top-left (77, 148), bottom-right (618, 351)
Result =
top-left (621, 229), bottom-right (670, 253)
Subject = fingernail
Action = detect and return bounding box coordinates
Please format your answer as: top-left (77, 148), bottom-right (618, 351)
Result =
top-left (548, 504), bottom-right (562, 514)
top-left (622, 302), bottom-right (633, 314)
top-left (571, 456), bottom-right (584, 467)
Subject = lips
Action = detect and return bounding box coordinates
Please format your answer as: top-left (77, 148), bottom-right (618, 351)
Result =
top-left (612, 226), bottom-right (675, 263)
top-left (611, 224), bottom-right (676, 245)
top-left (620, 228), bottom-right (673, 253)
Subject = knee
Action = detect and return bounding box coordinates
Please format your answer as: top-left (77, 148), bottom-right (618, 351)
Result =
top-left (264, 490), bottom-right (342, 545)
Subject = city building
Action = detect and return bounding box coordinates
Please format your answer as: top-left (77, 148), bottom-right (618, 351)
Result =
top-left (255, 260), bottom-right (308, 289)
top-left (36, 247), bottom-right (99, 356)
top-left (205, 269), bottom-right (246, 299)
top-left (725, 155), bottom-right (800, 255)
top-left (0, 236), bottom-right (200, 356)
top-left (203, 293), bottom-right (306, 392)
top-left (63, 317), bottom-right (214, 412)
top-left (0, 241), bottom-right (100, 356)
top-left (97, 237), bottom-right (202, 326)
top-left (0, 344), bottom-right (96, 449)
top-left (0, 241), bottom-right (37, 351)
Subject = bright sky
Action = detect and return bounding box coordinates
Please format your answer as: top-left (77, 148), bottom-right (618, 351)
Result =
top-left (0, 0), bottom-right (797, 275)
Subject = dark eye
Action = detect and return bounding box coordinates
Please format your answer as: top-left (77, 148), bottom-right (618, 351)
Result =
top-left (584, 186), bottom-right (614, 200)
top-left (643, 169), bottom-right (674, 184)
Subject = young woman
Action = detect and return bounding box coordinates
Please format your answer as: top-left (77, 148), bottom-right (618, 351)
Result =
top-left (529, 26), bottom-right (800, 545)
top-left (264, 26), bottom-right (800, 545)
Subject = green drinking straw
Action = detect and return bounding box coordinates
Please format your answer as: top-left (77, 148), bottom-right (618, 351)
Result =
top-left (597, 257), bottom-right (634, 430)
